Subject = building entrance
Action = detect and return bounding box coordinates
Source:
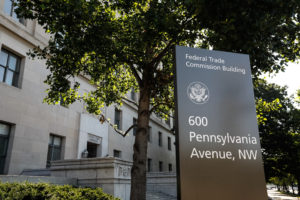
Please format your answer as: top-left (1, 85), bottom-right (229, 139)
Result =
top-left (87, 142), bottom-right (98, 158)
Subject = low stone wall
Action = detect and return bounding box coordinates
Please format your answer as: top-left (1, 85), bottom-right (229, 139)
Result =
top-left (21, 168), bottom-right (51, 176)
top-left (147, 172), bottom-right (177, 197)
top-left (0, 175), bottom-right (77, 186)
top-left (50, 158), bottom-right (178, 200)
top-left (50, 157), bottom-right (132, 200)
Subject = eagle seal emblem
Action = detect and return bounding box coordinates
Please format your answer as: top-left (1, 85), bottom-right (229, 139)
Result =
top-left (187, 82), bottom-right (209, 104)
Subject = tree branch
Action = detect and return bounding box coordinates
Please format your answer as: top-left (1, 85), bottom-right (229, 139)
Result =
top-left (149, 40), bottom-right (175, 69)
top-left (160, 109), bottom-right (174, 119)
top-left (129, 64), bottom-right (142, 87)
top-left (148, 14), bottom-right (199, 70)
top-left (122, 124), bottom-right (138, 137)
top-left (99, 114), bottom-right (137, 137)
top-left (147, 14), bottom-right (199, 71)
top-left (150, 102), bottom-right (174, 119)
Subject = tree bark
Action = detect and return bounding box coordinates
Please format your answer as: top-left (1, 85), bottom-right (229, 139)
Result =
top-left (130, 87), bottom-right (151, 200)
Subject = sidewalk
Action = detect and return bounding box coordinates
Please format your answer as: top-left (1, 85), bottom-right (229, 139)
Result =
top-left (268, 188), bottom-right (299, 200)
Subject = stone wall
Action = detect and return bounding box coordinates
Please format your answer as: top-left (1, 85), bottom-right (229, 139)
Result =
top-left (147, 172), bottom-right (177, 197)
top-left (50, 157), bottom-right (132, 200)
top-left (1, 158), bottom-right (178, 200)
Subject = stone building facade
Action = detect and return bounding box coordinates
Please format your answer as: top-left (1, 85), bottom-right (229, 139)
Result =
top-left (0, 0), bottom-right (175, 176)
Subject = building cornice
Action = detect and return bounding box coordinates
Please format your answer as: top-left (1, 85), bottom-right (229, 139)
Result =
top-left (0, 12), bottom-right (47, 48)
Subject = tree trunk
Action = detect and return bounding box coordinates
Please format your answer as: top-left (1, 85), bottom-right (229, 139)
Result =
top-left (283, 184), bottom-right (287, 193)
top-left (130, 87), bottom-right (150, 200)
top-left (297, 177), bottom-right (300, 195)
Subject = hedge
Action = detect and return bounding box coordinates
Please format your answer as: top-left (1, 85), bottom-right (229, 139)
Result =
top-left (0, 182), bottom-right (119, 200)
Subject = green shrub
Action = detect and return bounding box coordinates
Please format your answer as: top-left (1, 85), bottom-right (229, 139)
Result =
top-left (0, 182), bottom-right (119, 200)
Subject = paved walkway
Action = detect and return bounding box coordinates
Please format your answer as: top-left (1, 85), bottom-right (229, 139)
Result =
top-left (268, 189), bottom-right (299, 200)
top-left (146, 188), bottom-right (299, 200)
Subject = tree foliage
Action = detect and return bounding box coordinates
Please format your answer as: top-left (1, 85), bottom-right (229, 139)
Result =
top-left (254, 79), bottom-right (300, 194)
top-left (15, 1), bottom-right (300, 199)
top-left (15, 0), bottom-right (300, 114)
top-left (296, 89), bottom-right (300, 105)
top-left (0, 182), bottom-right (118, 200)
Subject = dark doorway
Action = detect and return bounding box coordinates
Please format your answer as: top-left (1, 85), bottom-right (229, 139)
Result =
top-left (47, 134), bottom-right (63, 168)
top-left (0, 123), bottom-right (10, 174)
top-left (87, 142), bottom-right (98, 158)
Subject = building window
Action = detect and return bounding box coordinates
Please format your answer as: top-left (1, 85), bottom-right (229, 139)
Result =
top-left (168, 137), bottom-right (171, 151)
top-left (158, 131), bottom-right (162, 147)
top-left (168, 164), bottom-right (172, 172)
top-left (159, 161), bottom-right (163, 172)
top-left (130, 88), bottom-right (136, 101)
top-left (3, 0), bottom-right (26, 25)
top-left (0, 123), bottom-right (10, 174)
top-left (166, 117), bottom-right (171, 126)
top-left (113, 150), bottom-right (121, 158)
top-left (0, 49), bottom-right (21, 87)
top-left (87, 142), bottom-right (98, 158)
top-left (58, 81), bottom-right (70, 108)
top-left (47, 134), bottom-right (63, 168)
top-left (147, 158), bottom-right (152, 172)
top-left (133, 118), bottom-right (137, 136)
top-left (147, 126), bottom-right (152, 142)
top-left (114, 108), bottom-right (122, 129)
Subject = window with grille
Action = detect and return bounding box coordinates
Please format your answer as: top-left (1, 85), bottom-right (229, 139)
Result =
top-left (130, 88), bottom-right (136, 101)
top-left (159, 161), bottom-right (163, 172)
top-left (47, 134), bottom-right (63, 168)
top-left (166, 117), bottom-right (171, 126)
top-left (0, 49), bottom-right (21, 87)
top-left (158, 131), bottom-right (162, 147)
top-left (132, 118), bottom-right (137, 136)
top-left (113, 150), bottom-right (121, 158)
top-left (168, 163), bottom-right (172, 172)
top-left (0, 123), bottom-right (10, 174)
top-left (114, 108), bottom-right (122, 129)
top-left (168, 137), bottom-right (172, 150)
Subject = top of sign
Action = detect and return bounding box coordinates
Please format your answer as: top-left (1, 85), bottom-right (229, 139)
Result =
top-left (176, 45), bottom-right (248, 76)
